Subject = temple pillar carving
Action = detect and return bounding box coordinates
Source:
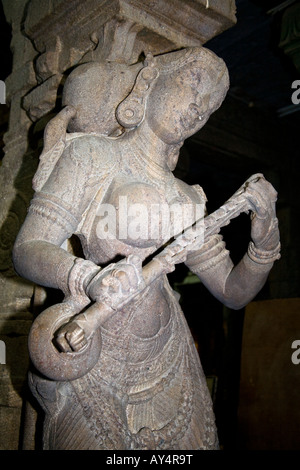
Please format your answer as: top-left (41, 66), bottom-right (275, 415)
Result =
top-left (0, 0), bottom-right (236, 449)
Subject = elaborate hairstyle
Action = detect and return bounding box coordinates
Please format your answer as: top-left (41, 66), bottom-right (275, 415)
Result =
top-left (33, 47), bottom-right (228, 191)
top-left (62, 46), bottom-right (228, 135)
top-left (62, 60), bottom-right (143, 135)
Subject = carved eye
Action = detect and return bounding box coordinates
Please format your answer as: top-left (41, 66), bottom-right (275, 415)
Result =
top-left (188, 103), bottom-right (201, 117)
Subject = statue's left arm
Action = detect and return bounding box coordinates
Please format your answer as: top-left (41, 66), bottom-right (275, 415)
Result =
top-left (185, 177), bottom-right (280, 310)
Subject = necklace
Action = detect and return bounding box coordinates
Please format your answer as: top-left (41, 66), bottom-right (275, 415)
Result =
top-left (123, 141), bottom-right (176, 197)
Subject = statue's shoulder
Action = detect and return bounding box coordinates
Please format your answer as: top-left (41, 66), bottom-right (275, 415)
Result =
top-left (33, 132), bottom-right (118, 193)
top-left (32, 133), bottom-right (120, 225)
top-left (64, 133), bottom-right (118, 173)
top-left (174, 177), bottom-right (207, 205)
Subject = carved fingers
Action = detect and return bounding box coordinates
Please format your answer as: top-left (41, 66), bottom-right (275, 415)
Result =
top-left (244, 175), bottom-right (277, 219)
top-left (244, 175), bottom-right (280, 251)
top-left (159, 243), bottom-right (188, 271)
top-left (55, 321), bottom-right (88, 353)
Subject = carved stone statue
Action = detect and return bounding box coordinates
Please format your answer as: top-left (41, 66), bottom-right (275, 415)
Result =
top-left (12, 46), bottom-right (280, 450)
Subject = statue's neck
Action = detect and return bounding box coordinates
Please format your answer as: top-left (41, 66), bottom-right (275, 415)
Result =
top-left (124, 120), bottom-right (181, 174)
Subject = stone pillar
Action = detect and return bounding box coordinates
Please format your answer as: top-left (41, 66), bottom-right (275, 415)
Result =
top-left (0, 0), bottom-right (236, 450)
top-left (0, 0), bottom-right (38, 451)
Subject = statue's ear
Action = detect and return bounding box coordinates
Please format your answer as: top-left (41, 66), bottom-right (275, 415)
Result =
top-left (32, 106), bottom-right (77, 192)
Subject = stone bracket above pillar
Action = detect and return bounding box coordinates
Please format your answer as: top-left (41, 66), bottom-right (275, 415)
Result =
top-left (21, 0), bottom-right (236, 122)
top-left (24, 0), bottom-right (236, 55)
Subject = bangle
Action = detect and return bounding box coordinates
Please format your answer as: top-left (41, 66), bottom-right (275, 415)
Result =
top-left (186, 235), bottom-right (229, 272)
top-left (192, 248), bottom-right (229, 272)
top-left (68, 258), bottom-right (101, 298)
top-left (247, 241), bottom-right (281, 265)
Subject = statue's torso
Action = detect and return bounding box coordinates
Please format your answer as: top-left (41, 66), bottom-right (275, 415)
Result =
top-left (32, 134), bottom-right (218, 450)
top-left (71, 134), bottom-right (206, 346)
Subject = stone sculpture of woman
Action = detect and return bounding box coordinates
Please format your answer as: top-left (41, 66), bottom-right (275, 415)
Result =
top-left (13, 47), bottom-right (280, 450)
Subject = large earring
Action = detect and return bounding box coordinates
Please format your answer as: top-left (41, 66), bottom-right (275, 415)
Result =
top-left (116, 53), bottom-right (159, 129)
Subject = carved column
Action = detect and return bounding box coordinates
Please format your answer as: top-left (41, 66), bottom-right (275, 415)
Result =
top-left (0, 0), bottom-right (38, 450)
top-left (0, 0), bottom-right (236, 449)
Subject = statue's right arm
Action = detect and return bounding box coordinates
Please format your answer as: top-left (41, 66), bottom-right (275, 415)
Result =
top-left (12, 137), bottom-right (142, 311)
top-left (13, 202), bottom-right (80, 296)
top-left (12, 140), bottom-right (102, 303)
top-left (12, 194), bottom-right (102, 305)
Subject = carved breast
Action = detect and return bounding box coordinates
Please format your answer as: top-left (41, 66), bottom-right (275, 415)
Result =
top-left (105, 180), bottom-right (170, 248)
top-left (87, 174), bottom-right (206, 265)
top-left (84, 172), bottom-right (206, 343)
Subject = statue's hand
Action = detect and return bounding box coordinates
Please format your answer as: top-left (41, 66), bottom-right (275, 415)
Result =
top-left (87, 254), bottom-right (145, 309)
top-left (54, 255), bottom-right (145, 353)
top-left (245, 175), bottom-right (280, 251)
top-left (55, 321), bottom-right (88, 353)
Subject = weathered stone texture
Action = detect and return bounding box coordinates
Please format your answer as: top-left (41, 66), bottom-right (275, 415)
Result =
top-left (0, 0), bottom-right (238, 450)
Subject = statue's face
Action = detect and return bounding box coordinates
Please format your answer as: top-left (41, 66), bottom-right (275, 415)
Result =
top-left (146, 55), bottom-right (229, 145)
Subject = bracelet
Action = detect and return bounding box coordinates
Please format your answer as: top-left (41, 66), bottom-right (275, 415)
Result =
top-left (192, 248), bottom-right (229, 272)
top-left (247, 241), bottom-right (281, 265)
top-left (186, 235), bottom-right (229, 272)
top-left (68, 258), bottom-right (101, 298)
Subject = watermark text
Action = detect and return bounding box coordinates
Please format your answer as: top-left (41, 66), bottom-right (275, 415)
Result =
top-left (96, 198), bottom-right (205, 245)
top-left (0, 340), bottom-right (6, 364)
top-left (0, 80), bottom-right (5, 104)
top-left (291, 80), bottom-right (300, 105)
top-left (291, 340), bottom-right (300, 365)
